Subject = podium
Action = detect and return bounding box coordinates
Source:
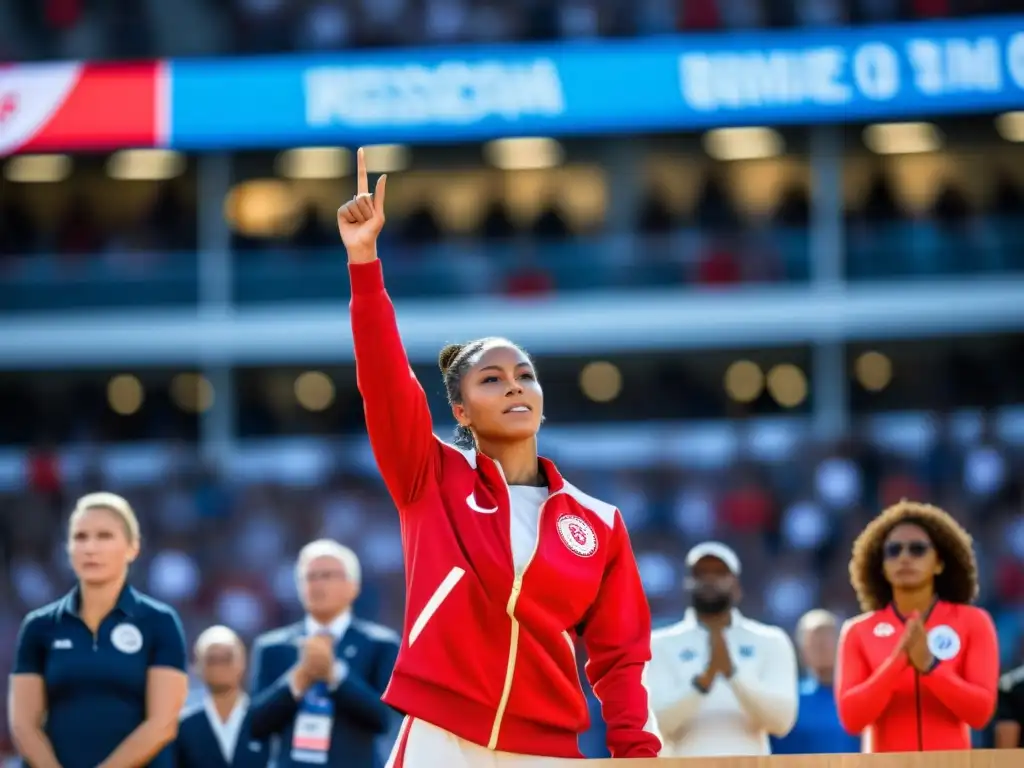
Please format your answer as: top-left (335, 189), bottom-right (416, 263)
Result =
top-left (577, 752), bottom-right (1024, 767)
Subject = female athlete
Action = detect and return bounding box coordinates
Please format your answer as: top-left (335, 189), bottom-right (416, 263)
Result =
top-left (835, 500), bottom-right (998, 752)
top-left (338, 149), bottom-right (661, 766)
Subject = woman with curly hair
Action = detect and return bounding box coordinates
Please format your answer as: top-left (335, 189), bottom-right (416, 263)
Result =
top-left (834, 500), bottom-right (999, 752)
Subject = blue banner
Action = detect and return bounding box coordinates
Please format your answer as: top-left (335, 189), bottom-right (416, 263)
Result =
top-left (168, 17), bottom-right (1024, 149)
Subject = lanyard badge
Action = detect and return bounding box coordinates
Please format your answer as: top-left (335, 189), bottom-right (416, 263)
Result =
top-left (292, 682), bottom-right (334, 764)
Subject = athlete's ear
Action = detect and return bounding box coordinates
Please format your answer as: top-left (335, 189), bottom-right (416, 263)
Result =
top-left (452, 403), bottom-right (470, 429)
top-left (934, 559), bottom-right (945, 575)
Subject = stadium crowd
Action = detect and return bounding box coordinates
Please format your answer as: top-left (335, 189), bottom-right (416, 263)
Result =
top-left (2, 168), bottom-right (1023, 308)
top-left (2, 0), bottom-right (1020, 60)
top-left (1, 410), bottom-right (1023, 758)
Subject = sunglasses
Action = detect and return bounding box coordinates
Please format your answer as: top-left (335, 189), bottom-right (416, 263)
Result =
top-left (883, 541), bottom-right (932, 560)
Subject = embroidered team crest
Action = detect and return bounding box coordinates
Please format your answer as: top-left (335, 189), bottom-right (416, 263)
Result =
top-left (927, 625), bottom-right (961, 661)
top-left (111, 623), bottom-right (143, 654)
top-left (556, 515), bottom-right (598, 557)
top-left (873, 622), bottom-right (895, 637)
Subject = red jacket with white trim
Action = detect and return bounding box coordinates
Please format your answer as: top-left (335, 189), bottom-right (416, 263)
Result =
top-left (835, 601), bottom-right (998, 752)
top-left (349, 259), bottom-right (661, 759)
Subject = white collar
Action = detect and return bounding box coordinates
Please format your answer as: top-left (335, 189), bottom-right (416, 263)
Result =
top-left (305, 610), bottom-right (352, 641)
top-left (683, 608), bottom-right (743, 628)
top-left (203, 693), bottom-right (249, 765)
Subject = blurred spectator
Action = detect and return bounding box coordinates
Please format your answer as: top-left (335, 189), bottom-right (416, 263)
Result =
top-left (771, 610), bottom-right (860, 754)
top-left (2, 0), bottom-right (1019, 59)
top-left (650, 541), bottom-right (798, 756)
top-left (0, 407), bottom-right (1022, 757)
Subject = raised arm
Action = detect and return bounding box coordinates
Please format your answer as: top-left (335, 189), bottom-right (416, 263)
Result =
top-left (340, 149), bottom-right (438, 507)
top-left (835, 619), bottom-right (908, 735)
top-left (580, 515), bottom-right (662, 758)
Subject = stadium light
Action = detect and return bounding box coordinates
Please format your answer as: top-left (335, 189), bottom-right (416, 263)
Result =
top-left (295, 371), bottom-right (336, 412)
top-left (994, 112), bottom-right (1024, 143)
top-left (223, 179), bottom-right (299, 237)
top-left (702, 127), bottom-right (784, 161)
top-left (363, 144), bottom-right (411, 173)
top-left (724, 360), bottom-right (764, 403)
top-left (275, 147), bottom-right (351, 180)
top-left (579, 361), bottom-right (622, 403)
top-left (766, 364), bottom-right (807, 408)
top-left (484, 137), bottom-right (564, 170)
top-left (855, 351), bottom-right (893, 392)
top-left (107, 375), bottom-right (144, 416)
top-left (4, 154), bottom-right (72, 183)
top-left (106, 149), bottom-right (186, 181)
top-left (863, 122), bottom-right (943, 155)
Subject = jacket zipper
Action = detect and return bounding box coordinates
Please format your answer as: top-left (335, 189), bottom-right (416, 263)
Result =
top-left (914, 671), bottom-right (923, 750)
top-left (486, 459), bottom-right (563, 750)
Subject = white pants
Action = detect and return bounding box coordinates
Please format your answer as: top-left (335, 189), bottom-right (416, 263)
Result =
top-left (385, 717), bottom-right (572, 768)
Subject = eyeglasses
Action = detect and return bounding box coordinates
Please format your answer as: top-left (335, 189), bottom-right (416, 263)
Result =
top-left (883, 541), bottom-right (932, 560)
top-left (203, 653), bottom-right (236, 666)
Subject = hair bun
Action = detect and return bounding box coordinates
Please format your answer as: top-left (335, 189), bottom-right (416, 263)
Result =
top-left (438, 343), bottom-right (464, 374)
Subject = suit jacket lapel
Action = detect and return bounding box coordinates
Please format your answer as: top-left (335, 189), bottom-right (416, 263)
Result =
top-left (197, 710), bottom-right (231, 768)
top-left (203, 695), bottom-right (250, 768)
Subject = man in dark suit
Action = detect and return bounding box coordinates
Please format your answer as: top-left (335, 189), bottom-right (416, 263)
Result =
top-left (175, 625), bottom-right (269, 768)
top-left (249, 540), bottom-right (399, 768)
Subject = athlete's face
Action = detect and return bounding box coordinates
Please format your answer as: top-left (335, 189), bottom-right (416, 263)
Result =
top-left (454, 345), bottom-right (543, 447)
top-left (68, 506), bottom-right (138, 587)
top-left (882, 522), bottom-right (943, 591)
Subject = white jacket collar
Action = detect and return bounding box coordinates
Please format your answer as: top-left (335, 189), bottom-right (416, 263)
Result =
top-left (683, 608), bottom-right (743, 628)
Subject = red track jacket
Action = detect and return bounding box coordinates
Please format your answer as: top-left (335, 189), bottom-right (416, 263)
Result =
top-left (349, 260), bottom-right (661, 759)
top-left (835, 600), bottom-right (999, 752)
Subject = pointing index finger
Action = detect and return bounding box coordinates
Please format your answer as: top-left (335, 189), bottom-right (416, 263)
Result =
top-left (356, 147), bottom-right (368, 196)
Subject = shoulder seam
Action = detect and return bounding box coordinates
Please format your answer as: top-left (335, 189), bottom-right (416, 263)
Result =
top-left (560, 481), bottom-right (618, 529)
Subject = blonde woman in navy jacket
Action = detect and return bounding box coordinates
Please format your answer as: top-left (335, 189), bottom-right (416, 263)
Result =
top-left (10, 493), bottom-right (189, 768)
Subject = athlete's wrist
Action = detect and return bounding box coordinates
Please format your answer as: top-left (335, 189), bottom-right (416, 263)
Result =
top-left (346, 246), bottom-right (378, 264)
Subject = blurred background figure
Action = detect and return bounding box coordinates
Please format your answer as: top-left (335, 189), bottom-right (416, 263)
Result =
top-left (650, 542), bottom-right (797, 756)
top-left (995, 662), bottom-right (1024, 748)
top-left (771, 609), bottom-right (859, 754)
top-left (3, 0), bottom-right (1024, 762)
top-left (176, 625), bottom-right (269, 768)
top-left (248, 540), bottom-right (398, 768)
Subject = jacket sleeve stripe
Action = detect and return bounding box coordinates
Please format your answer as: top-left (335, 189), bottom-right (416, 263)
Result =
top-left (408, 567), bottom-right (465, 647)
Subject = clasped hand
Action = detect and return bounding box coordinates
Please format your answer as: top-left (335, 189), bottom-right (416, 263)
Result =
top-left (297, 634), bottom-right (336, 686)
top-left (900, 613), bottom-right (935, 672)
top-left (696, 626), bottom-right (734, 689)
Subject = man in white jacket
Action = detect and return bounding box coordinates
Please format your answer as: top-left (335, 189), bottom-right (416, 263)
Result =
top-left (650, 542), bottom-right (798, 757)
